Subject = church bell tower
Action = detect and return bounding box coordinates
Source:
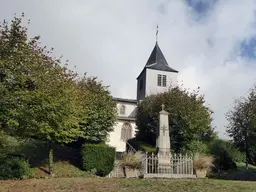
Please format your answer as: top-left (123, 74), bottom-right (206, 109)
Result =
top-left (136, 28), bottom-right (179, 100)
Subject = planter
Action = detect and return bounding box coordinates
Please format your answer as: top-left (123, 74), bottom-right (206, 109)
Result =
top-left (123, 167), bottom-right (138, 178)
top-left (196, 170), bottom-right (207, 178)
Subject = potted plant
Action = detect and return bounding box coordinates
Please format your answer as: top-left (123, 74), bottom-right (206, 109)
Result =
top-left (119, 151), bottom-right (143, 178)
top-left (193, 153), bottom-right (214, 178)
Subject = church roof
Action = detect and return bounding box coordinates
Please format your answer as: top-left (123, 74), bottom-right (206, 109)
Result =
top-left (113, 97), bottom-right (137, 104)
top-left (137, 42), bottom-right (178, 79)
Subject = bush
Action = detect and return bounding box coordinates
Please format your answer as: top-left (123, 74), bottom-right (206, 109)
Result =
top-left (187, 141), bottom-right (210, 155)
top-left (0, 154), bottom-right (32, 180)
top-left (209, 139), bottom-right (239, 171)
top-left (81, 144), bottom-right (115, 176)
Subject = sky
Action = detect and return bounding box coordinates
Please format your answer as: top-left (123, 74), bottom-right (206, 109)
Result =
top-left (1, 0), bottom-right (256, 139)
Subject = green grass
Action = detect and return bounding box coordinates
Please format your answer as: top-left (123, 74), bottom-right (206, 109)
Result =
top-left (236, 162), bottom-right (256, 172)
top-left (1, 178), bottom-right (256, 192)
top-left (31, 161), bottom-right (90, 179)
top-left (140, 142), bottom-right (156, 153)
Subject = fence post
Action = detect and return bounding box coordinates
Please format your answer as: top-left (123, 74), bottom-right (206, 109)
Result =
top-left (191, 155), bottom-right (193, 176)
top-left (145, 152), bottom-right (148, 174)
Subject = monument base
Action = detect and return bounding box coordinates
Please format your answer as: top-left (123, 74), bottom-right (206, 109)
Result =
top-left (158, 164), bottom-right (173, 174)
top-left (157, 152), bottom-right (173, 174)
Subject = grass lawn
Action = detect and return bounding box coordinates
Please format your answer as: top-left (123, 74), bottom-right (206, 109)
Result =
top-left (0, 178), bottom-right (256, 192)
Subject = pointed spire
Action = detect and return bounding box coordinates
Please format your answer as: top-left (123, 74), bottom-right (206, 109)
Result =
top-left (156, 25), bottom-right (159, 43)
top-left (136, 26), bottom-right (179, 80)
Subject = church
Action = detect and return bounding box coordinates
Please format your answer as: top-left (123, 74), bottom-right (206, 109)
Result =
top-left (107, 40), bottom-right (179, 152)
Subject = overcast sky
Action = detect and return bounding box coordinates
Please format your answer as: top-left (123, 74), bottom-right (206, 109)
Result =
top-left (1, 0), bottom-right (256, 139)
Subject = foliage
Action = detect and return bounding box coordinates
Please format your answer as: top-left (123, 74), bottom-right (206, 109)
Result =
top-left (119, 151), bottom-right (143, 170)
top-left (136, 86), bottom-right (216, 153)
top-left (226, 86), bottom-right (256, 166)
top-left (0, 131), bottom-right (21, 154)
top-left (76, 77), bottom-right (117, 144)
top-left (0, 153), bottom-right (33, 180)
top-left (209, 139), bottom-right (240, 171)
top-left (0, 15), bottom-right (82, 175)
top-left (193, 153), bottom-right (214, 171)
top-left (1, 15), bottom-right (83, 141)
top-left (81, 144), bottom-right (115, 176)
top-left (0, 14), bottom-right (116, 176)
top-left (187, 140), bottom-right (210, 155)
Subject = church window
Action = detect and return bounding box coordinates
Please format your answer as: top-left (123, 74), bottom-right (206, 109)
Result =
top-left (121, 122), bottom-right (132, 141)
top-left (157, 74), bottom-right (162, 86)
top-left (120, 105), bottom-right (125, 115)
top-left (162, 75), bottom-right (166, 87)
top-left (157, 74), bottom-right (167, 87)
top-left (140, 79), bottom-right (143, 90)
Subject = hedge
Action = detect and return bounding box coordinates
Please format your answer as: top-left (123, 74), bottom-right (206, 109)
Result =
top-left (81, 144), bottom-right (115, 176)
top-left (0, 153), bottom-right (32, 180)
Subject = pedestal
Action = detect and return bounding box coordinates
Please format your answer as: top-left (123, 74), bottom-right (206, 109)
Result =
top-left (157, 151), bottom-right (173, 174)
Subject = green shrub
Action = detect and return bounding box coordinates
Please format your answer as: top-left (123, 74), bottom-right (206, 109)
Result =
top-left (81, 144), bottom-right (115, 176)
top-left (0, 154), bottom-right (33, 180)
top-left (187, 141), bottom-right (210, 155)
top-left (209, 139), bottom-right (239, 171)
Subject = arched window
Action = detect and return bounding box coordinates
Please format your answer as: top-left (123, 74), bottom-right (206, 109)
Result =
top-left (121, 122), bottom-right (132, 141)
top-left (120, 105), bottom-right (125, 115)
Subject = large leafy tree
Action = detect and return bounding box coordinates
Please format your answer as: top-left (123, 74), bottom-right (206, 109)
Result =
top-left (226, 86), bottom-right (256, 168)
top-left (77, 76), bottom-right (117, 144)
top-left (0, 15), bottom-right (85, 176)
top-left (136, 86), bottom-right (215, 153)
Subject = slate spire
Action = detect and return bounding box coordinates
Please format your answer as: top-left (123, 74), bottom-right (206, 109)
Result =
top-left (145, 42), bottom-right (178, 73)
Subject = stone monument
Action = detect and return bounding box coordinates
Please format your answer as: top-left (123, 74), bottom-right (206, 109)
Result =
top-left (156, 104), bottom-right (172, 173)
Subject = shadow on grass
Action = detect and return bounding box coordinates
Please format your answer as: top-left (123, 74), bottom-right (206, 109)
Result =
top-left (38, 167), bottom-right (50, 175)
top-left (209, 163), bottom-right (256, 181)
top-left (209, 172), bottom-right (256, 181)
top-left (16, 139), bottom-right (81, 169)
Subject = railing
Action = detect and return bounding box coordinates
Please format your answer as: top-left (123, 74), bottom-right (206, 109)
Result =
top-left (142, 152), bottom-right (195, 178)
top-left (126, 141), bottom-right (137, 153)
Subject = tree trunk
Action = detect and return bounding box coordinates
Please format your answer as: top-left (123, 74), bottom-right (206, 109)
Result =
top-left (48, 140), bottom-right (55, 177)
top-left (122, 166), bottom-right (127, 178)
top-left (245, 134), bottom-right (249, 171)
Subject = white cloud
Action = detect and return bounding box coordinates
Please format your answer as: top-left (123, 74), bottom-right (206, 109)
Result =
top-left (1, 0), bottom-right (256, 139)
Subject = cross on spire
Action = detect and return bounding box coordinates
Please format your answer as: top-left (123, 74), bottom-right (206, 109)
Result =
top-left (156, 25), bottom-right (159, 43)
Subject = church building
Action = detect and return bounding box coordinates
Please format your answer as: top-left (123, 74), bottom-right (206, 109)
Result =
top-left (107, 40), bottom-right (179, 152)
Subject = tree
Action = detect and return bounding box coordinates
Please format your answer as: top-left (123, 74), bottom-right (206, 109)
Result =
top-left (0, 15), bottom-right (85, 176)
top-left (226, 86), bottom-right (256, 168)
top-left (76, 76), bottom-right (117, 144)
top-left (136, 86), bottom-right (215, 153)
